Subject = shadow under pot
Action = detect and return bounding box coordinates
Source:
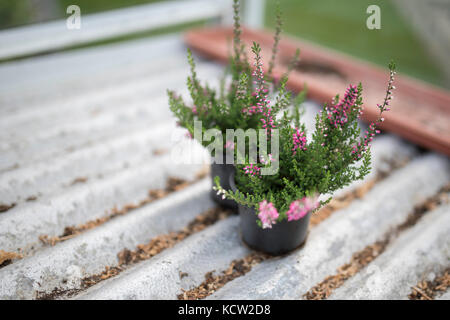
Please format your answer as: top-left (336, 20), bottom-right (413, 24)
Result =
top-left (210, 163), bottom-right (237, 210)
top-left (229, 173), bottom-right (311, 256)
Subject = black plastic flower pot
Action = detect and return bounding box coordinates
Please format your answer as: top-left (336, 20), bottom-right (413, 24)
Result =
top-left (230, 173), bottom-right (310, 256)
top-left (210, 163), bottom-right (238, 210)
top-left (238, 205), bottom-right (311, 255)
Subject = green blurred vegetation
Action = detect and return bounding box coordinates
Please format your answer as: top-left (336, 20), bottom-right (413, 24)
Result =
top-left (0, 0), bottom-right (444, 87)
top-left (57, 0), bottom-right (161, 15)
top-left (0, 0), bottom-right (31, 29)
top-left (266, 0), bottom-right (444, 87)
top-left (0, 0), bottom-right (162, 29)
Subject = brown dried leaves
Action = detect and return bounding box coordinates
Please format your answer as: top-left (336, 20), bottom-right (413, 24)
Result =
top-left (80, 207), bottom-right (232, 290)
top-left (0, 250), bottom-right (22, 267)
top-left (409, 269), bottom-right (450, 300)
top-left (39, 175), bottom-right (202, 246)
top-left (178, 252), bottom-right (269, 300)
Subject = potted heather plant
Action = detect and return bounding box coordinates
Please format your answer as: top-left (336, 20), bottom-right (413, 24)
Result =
top-left (214, 43), bottom-right (397, 255)
top-left (167, 0), bottom-right (298, 208)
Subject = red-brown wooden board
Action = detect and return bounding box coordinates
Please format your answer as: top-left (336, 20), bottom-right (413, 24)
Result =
top-left (185, 27), bottom-right (450, 156)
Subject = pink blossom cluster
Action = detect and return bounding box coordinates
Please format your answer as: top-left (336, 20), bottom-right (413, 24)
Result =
top-left (243, 163), bottom-right (261, 177)
top-left (292, 128), bottom-right (307, 155)
top-left (244, 52), bottom-right (276, 134)
top-left (224, 140), bottom-right (235, 150)
top-left (236, 83), bottom-right (247, 101)
top-left (258, 200), bottom-right (279, 229)
top-left (286, 197), bottom-right (318, 221)
top-left (192, 103), bottom-right (211, 116)
top-left (351, 122), bottom-right (378, 159)
top-left (377, 68), bottom-right (396, 113)
top-left (260, 153), bottom-right (275, 165)
top-left (352, 69), bottom-right (396, 160)
top-left (326, 85), bottom-right (360, 128)
top-left (315, 110), bottom-right (327, 146)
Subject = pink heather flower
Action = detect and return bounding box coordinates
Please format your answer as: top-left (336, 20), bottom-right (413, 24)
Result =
top-left (243, 163), bottom-right (261, 177)
top-left (258, 200), bottom-right (279, 229)
top-left (224, 140), bottom-right (235, 150)
top-left (243, 48), bottom-right (276, 134)
top-left (260, 153), bottom-right (275, 165)
top-left (286, 196), bottom-right (318, 221)
top-left (292, 128), bottom-right (307, 155)
top-left (351, 71), bottom-right (395, 161)
top-left (326, 84), bottom-right (359, 128)
top-left (192, 106), bottom-right (197, 115)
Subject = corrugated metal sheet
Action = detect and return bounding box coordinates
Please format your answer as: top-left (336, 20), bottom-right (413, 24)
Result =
top-left (0, 34), bottom-right (448, 300)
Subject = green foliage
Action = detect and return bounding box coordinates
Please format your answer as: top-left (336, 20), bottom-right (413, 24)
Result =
top-left (169, 0), bottom-right (395, 221)
top-left (266, 0), bottom-right (443, 88)
top-left (215, 62), bottom-right (396, 219)
top-left (0, 0), bottom-right (30, 29)
top-left (168, 0), bottom-right (295, 151)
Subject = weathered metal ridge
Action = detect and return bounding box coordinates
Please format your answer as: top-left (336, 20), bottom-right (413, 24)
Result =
top-left (0, 34), bottom-right (448, 300)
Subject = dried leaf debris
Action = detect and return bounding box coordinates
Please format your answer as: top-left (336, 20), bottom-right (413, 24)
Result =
top-left (36, 206), bottom-right (231, 299)
top-left (0, 250), bottom-right (23, 268)
top-left (176, 162), bottom-right (410, 301)
top-left (305, 185), bottom-right (449, 300)
top-left (409, 269), bottom-right (450, 300)
top-left (178, 252), bottom-right (269, 300)
top-left (39, 173), bottom-right (207, 246)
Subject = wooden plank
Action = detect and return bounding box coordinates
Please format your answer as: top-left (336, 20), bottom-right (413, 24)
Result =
top-left (185, 27), bottom-right (450, 156)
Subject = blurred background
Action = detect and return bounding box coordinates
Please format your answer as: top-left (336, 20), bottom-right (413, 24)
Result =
top-left (0, 1), bottom-right (449, 301)
top-left (1, 0), bottom-right (449, 89)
